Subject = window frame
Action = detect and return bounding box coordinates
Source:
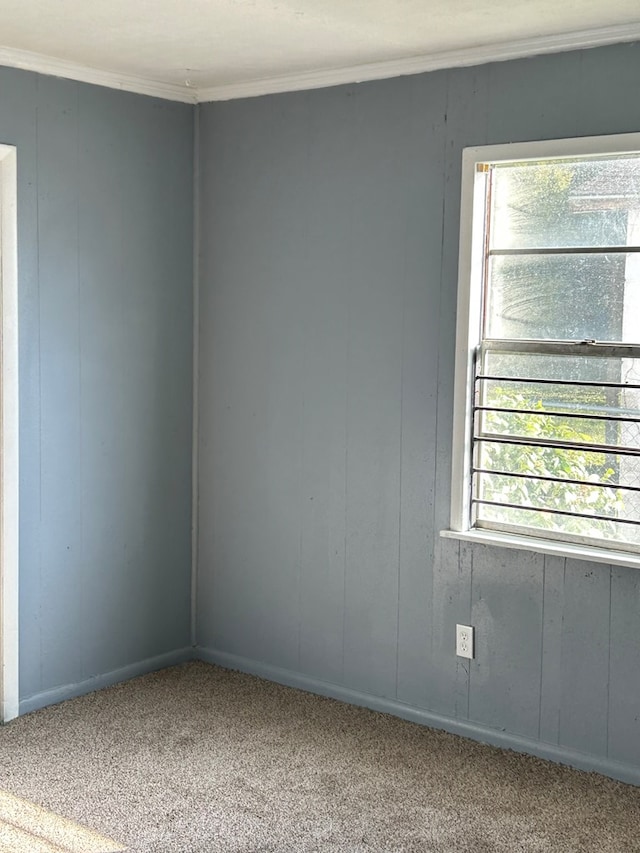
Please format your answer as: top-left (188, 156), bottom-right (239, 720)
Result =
top-left (447, 132), bottom-right (640, 567)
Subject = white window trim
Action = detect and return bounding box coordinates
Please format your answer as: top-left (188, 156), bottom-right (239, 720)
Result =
top-left (0, 145), bottom-right (19, 723)
top-left (445, 131), bottom-right (640, 568)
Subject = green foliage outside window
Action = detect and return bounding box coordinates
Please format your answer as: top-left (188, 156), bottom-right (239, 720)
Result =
top-left (480, 388), bottom-right (624, 537)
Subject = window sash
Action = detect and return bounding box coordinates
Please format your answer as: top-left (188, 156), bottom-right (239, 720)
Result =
top-left (470, 338), bottom-right (640, 553)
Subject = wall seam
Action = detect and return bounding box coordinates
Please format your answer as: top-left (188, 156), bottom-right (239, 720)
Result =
top-left (558, 558), bottom-right (566, 742)
top-left (538, 555), bottom-right (546, 740)
top-left (190, 104), bottom-right (201, 649)
top-left (35, 75), bottom-right (43, 695)
top-left (394, 214), bottom-right (407, 700)
top-left (76, 81), bottom-right (85, 683)
top-left (606, 564), bottom-right (613, 757)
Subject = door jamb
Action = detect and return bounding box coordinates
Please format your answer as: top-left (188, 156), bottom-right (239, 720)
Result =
top-left (0, 144), bottom-right (19, 723)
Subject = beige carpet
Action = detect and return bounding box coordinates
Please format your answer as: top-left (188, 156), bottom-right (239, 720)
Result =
top-left (0, 662), bottom-right (638, 852)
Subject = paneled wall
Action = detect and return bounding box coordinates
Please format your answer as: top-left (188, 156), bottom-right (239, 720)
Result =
top-left (196, 42), bottom-right (640, 783)
top-left (0, 68), bottom-right (195, 709)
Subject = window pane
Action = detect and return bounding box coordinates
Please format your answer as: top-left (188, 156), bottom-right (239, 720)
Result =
top-left (476, 469), bottom-right (639, 526)
top-left (478, 372), bottom-right (640, 454)
top-left (480, 377), bottom-right (636, 420)
top-left (482, 351), bottom-right (640, 384)
top-left (476, 437), bottom-right (640, 536)
top-left (475, 351), bottom-right (640, 546)
top-left (477, 440), bottom-right (632, 487)
top-left (485, 253), bottom-right (640, 341)
top-left (479, 409), bottom-right (637, 450)
top-left (490, 156), bottom-right (640, 250)
top-left (476, 502), bottom-right (640, 549)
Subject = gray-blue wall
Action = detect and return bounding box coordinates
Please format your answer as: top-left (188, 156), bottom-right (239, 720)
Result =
top-left (196, 41), bottom-right (640, 784)
top-left (0, 67), bottom-right (195, 711)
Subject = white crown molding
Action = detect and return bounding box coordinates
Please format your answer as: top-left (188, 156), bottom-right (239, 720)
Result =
top-left (0, 46), bottom-right (197, 104)
top-left (197, 22), bottom-right (640, 102)
top-left (2, 21), bottom-right (640, 105)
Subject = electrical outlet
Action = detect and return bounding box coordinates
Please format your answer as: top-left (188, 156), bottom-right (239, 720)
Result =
top-left (456, 624), bottom-right (474, 659)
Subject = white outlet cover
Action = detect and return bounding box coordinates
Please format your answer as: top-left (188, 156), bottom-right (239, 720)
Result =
top-left (456, 624), bottom-right (474, 659)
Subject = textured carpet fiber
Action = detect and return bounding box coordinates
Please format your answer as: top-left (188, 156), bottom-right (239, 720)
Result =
top-left (0, 662), bottom-right (639, 852)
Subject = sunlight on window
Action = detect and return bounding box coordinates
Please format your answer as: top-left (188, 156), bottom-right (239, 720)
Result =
top-left (0, 789), bottom-right (126, 852)
top-left (454, 141), bottom-right (640, 554)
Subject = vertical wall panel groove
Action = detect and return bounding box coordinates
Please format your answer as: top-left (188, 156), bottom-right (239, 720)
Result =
top-left (560, 560), bottom-right (611, 755)
top-left (539, 555), bottom-right (565, 745)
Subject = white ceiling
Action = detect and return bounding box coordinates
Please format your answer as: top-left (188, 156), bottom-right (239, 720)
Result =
top-left (1, 0), bottom-right (640, 102)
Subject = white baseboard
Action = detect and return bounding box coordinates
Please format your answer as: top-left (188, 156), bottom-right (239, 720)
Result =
top-left (195, 646), bottom-right (640, 788)
top-left (18, 647), bottom-right (193, 716)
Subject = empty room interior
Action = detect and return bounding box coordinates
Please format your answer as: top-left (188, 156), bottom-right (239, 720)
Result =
top-left (2, 1), bottom-right (640, 850)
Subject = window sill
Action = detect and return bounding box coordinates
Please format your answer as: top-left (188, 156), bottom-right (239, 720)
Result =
top-left (439, 528), bottom-right (640, 570)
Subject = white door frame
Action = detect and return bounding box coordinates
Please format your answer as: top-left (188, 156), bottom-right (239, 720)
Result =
top-left (0, 145), bottom-right (19, 723)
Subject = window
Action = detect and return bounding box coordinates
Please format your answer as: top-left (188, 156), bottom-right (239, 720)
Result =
top-left (449, 134), bottom-right (640, 561)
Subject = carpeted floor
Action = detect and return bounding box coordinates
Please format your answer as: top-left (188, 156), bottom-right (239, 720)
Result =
top-left (0, 661), bottom-right (639, 852)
